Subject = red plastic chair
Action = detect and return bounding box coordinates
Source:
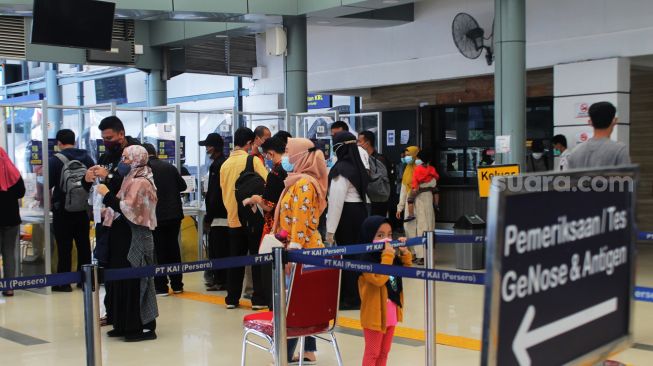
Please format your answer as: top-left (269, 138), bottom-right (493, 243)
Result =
top-left (241, 262), bottom-right (343, 366)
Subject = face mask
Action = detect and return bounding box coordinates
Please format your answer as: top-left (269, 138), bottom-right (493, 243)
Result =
top-left (104, 140), bottom-right (122, 152)
top-left (403, 156), bottom-right (413, 164)
top-left (117, 162), bottom-right (132, 176)
top-left (265, 158), bottom-right (274, 170)
top-left (373, 237), bottom-right (392, 244)
top-left (281, 156), bottom-right (294, 172)
top-left (553, 149), bottom-right (561, 156)
top-left (532, 152), bottom-right (543, 160)
top-left (415, 159), bottom-right (423, 166)
top-left (258, 146), bottom-right (264, 155)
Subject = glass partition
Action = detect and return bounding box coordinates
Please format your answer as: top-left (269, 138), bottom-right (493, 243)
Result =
top-left (292, 111), bottom-right (339, 161)
top-left (237, 110), bottom-right (287, 135)
top-left (1, 101), bottom-right (52, 293)
top-left (340, 112), bottom-right (383, 152)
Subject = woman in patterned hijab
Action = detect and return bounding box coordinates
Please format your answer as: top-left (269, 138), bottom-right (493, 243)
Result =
top-left (97, 145), bottom-right (159, 342)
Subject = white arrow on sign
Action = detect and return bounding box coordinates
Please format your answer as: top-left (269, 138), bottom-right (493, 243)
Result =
top-left (512, 297), bottom-right (618, 366)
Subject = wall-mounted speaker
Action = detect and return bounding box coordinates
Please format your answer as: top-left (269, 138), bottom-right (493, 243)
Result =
top-left (265, 26), bottom-right (287, 56)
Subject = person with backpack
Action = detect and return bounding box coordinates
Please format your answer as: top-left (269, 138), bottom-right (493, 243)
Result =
top-left (358, 131), bottom-right (393, 218)
top-left (48, 129), bottom-right (95, 292)
top-left (220, 127), bottom-right (268, 310)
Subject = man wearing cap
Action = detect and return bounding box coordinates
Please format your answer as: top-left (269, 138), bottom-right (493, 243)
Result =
top-left (199, 133), bottom-right (230, 291)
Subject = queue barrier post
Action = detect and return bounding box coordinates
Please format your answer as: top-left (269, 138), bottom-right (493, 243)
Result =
top-left (82, 264), bottom-right (102, 366)
top-left (272, 247), bottom-right (288, 366)
top-left (425, 231), bottom-right (437, 366)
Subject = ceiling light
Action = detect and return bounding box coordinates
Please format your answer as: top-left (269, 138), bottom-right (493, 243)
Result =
top-left (382, 0), bottom-right (400, 4)
top-left (316, 20), bottom-right (331, 25)
top-left (215, 35), bottom-right (228, 38)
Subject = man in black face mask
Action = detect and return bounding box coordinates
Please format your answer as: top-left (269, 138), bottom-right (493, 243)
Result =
top-left (199, 133), bottom-right (230, 291)
top-left (83, 116), bottom-right (141, 328)
top-left (84, 116), bottom-right (141, 193)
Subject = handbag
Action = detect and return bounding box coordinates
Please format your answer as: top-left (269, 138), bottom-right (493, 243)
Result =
top-left (259, 234), bottom-right (284, 254)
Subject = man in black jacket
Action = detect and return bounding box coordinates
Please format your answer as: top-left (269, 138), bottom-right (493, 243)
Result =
top-left (49, 129), bottom-right (95, 292)
top-left (83, 116), bottom-right (140, 326)
top-left (143, 144), bottom-right (187, 295)
top-left (199, 133), bottom-right (229, 291)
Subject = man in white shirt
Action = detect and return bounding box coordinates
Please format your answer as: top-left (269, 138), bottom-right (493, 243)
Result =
top-left (552, 134), bottom-right (570, 171)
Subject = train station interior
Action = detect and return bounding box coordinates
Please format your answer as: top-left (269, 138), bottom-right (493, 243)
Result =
top-left (1, 0), bottom-right (653, 365)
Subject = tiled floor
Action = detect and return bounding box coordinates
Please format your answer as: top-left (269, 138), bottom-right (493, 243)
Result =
top-left (1, 244), bottom-right (652, 365)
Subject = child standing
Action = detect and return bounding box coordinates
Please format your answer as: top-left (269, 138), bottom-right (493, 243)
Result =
top-left (358, 216), bottom-right (412, 366)
top-left (405, 150), bottom-right (439, 221)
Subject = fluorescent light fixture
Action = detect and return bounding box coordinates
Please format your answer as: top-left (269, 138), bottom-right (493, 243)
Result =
top-left (316, 20), bottom-right (331, 25)
top-left (382, 0), bottom-right (400, 4)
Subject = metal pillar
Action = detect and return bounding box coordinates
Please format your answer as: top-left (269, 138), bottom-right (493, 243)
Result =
top-left (283, 15), bottom-right (308, 136)
top-left (82, 264), bottom-right (102, 366)
top-left (272, 247), bottom-right (288, 366)
top-left (146, 70), bottom-right (167, 124)
top-left (77, 65), bottom-right (85, 133)
top-left (425, 231), bottom-right (437, 365)
top-left (493, 0), bottom-right (526, 167)
top-left (45, 63), bottom-right (62, 135)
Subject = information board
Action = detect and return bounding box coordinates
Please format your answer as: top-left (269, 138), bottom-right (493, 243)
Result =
top-left (28, 139), bottom-right (59, 166)
top-left (482, 168), bottom-right (636, 366)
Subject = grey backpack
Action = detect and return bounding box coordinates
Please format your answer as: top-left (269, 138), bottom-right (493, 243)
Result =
top-left (55, 153), bottom-right (89, 212)
top-left (367, 155), bottom-right (391, 202)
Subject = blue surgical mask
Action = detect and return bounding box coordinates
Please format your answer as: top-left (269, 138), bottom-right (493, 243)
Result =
top-left (117, 162), bottom-right (132, 176)
top-left (281, 156), bottom-right (294, 172)
top-left (553, 149), bottom-right (561, 156)
top-left (415, 159), bottom-right (423, 166)
top-left (403, 156), bottom-right (413, 164)
top-left (265, 158), bottom-right (274, 170)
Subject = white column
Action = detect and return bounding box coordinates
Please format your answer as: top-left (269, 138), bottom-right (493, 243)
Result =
top-left (553, 58), bottom-right (630, 150)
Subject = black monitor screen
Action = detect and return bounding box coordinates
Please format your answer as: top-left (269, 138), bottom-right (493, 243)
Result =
top-left (31, 0), bottom-right (116, 50)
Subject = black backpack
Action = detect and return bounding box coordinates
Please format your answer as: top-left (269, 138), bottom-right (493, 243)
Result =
top-left (235, 155), bottom-right (266, 223)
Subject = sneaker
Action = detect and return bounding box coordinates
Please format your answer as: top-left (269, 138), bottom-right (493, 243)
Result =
top-left (251, 304), bottom-right (268, 311)
top-left (226, 304), bottom-right (238, 309)
top-left (404, 216), bottom-right (416, 222)
top-left (156, 291), bottom-right (169, 297)
top-left (172, 289), bottom-right (184, 294)
top-left (2, 290), bottom-right (14, 297)
top-left (124, 330), bottom-right (157, 342)
top-left (52, 285), bottom-right (73, 293)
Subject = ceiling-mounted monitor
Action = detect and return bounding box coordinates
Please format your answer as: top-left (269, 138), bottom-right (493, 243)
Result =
top-left (31, 0), bottom-right (116, 50)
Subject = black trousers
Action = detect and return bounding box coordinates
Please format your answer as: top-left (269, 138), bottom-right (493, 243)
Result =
top-left (226, 217), bottom-right (265, 306)
top-left (208, 225), bottom-right (230, 285)
top-left (153, 220), bottom-right (183, 292)
top-left (370, 201), bottom-right (389, 218)
top-left (335, 202), bottom-right (368, 307)
top-left (53, 210), bottom-right (91, 274)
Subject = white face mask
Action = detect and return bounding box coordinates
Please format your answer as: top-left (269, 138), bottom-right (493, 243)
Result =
top-left (532, 152), bottom-right (543, 160)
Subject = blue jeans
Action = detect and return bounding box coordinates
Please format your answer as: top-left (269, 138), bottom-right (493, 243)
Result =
top-left (287, 337), bottom-right (317, 361)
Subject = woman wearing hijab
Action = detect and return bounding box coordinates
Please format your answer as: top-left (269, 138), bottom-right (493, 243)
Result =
top-left (97, 145), bottom-right (159, 342)
top-left (327, 131), bottom-right (369, 310)
top-left (395, 146), bottom-right (435, 265)
top-left (0, 147), bottom-right (25, 297)
top-left (358, 216), bottom-right (412, 366)
top-left (272, 138), bottom-right (328, 364)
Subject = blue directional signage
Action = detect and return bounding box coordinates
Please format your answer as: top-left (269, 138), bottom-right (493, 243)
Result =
top-left (482, 168), bottom-right (636, 366)
top-left (307, 94), bottom-right (332, 110)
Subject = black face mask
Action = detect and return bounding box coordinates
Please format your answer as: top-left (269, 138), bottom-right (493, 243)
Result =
top-left (104, 140), bottom-right (122, 152)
